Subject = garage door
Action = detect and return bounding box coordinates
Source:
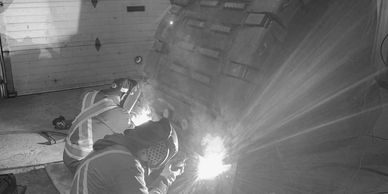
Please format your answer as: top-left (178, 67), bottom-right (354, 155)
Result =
top-left (0, 0), bottom-right (169, 95)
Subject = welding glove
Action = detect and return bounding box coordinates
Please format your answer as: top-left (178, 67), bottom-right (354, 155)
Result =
top-left (160, 164), bottom-right (181, 186)
top-left (171, 159), bottom-right (186, 175)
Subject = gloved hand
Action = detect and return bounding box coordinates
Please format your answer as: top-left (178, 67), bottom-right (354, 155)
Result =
top-left (160, 164), bottom-right (181, 186)
top-left (171, 159), bottom-right (186, 175)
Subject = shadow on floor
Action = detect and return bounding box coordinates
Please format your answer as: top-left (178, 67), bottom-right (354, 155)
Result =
top-left (15, 168), bottom-right (59, 194)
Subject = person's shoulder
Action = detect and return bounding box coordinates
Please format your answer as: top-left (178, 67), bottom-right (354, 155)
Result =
top-left (80, 89), bottom-right (99, 100)
top-left (93, 145), bottom-right (136, 162)
top-left (103, 107), bottom-right (130, 117)
top-left (102, 145), bottom-right (144, 172)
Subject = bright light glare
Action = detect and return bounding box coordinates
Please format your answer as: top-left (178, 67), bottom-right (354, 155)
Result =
top-left (131, 106), bottom-right (152, 126)
top-left (197, 155), bottom-right (231, 180)
top-left (197, 135), bottom-right (231, 180)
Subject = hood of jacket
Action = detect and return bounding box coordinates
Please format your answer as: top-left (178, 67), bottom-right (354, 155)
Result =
top-left (93, 118), bottom-right (178, 159)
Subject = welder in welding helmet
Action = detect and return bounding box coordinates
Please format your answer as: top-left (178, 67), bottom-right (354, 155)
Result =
top-left (134, 118), bottom-right (182, 188)
top-left (70, 117), bottom-right (180, 194)
top-left (62, 78), bottom-right (140, 173)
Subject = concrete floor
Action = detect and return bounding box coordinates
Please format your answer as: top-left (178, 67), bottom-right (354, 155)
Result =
top-left (0, 86), bottom-right (105, 193)
top-left (0, 87), bottom-right (104, 133)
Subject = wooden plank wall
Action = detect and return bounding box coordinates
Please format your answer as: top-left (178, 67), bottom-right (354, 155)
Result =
top-left (0, 0), bottom-right (170, 95)
top-left (147, 0), bottom-right (302, 128)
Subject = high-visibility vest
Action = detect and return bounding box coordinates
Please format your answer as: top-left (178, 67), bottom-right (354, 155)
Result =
top-left (64, 91), bottom-right (117, 160)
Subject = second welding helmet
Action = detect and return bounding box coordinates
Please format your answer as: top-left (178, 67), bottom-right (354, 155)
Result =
top-left (134, 118), bottom-right (179, 169)
top-left (146, 128), bottom-right (178, 169)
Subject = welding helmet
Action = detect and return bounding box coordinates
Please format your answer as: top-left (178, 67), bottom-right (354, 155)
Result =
top-left (134, 118), bottom-right (179, 169)
top-left (111, 78), bottom-right (137, 93)
top-left (120, 79), bottom-right (141, 111)
top-left (146, 128), bottom-right (178, 169)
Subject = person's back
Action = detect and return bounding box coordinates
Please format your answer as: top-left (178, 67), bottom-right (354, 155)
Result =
top-left (70, 145), bottom-right (145, 194)
top-left (63, 92), bottom-right (123, 173)
top-left (63, 78), bottom-right (140, 173)
top-left (91, 106), bottom-right (132, 142)
top-left (70, 118), bottom-right (181, 194)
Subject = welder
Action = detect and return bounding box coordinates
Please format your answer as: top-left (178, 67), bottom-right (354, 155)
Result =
top-left (70, 117), bottom-right (183, 194)
top-left (63, 78), bottom-right (142, 173)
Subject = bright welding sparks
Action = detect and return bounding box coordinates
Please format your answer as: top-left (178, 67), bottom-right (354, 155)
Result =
top-left (131, 105), bottom-right (152, 126)
top-left (197, 134), bottom-right (231, 180)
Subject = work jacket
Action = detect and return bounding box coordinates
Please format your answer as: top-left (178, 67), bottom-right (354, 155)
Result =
top-left (70, 136), bottom-right (169, 194)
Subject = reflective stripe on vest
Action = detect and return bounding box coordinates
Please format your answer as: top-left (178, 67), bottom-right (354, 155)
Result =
top-left (65, 91), bottom-right (117, 160)
top-left (72, 150), bottom-right (133, 194)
